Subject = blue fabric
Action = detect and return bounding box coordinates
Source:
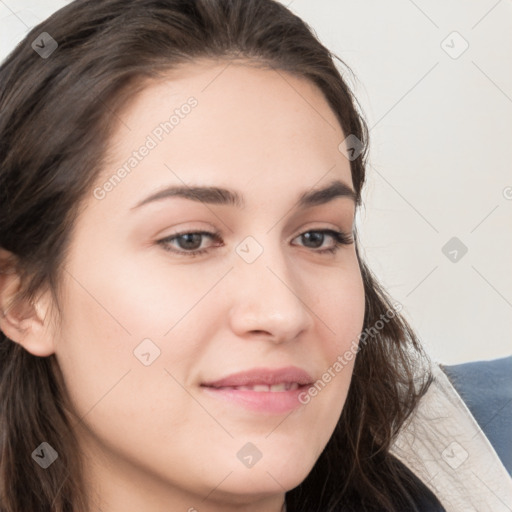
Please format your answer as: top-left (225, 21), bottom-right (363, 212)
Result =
top-left (442, 356), bottom-right (512, 476)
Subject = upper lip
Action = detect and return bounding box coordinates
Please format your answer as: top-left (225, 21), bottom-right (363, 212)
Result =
top-left (202, 366), bottom-right (314, 388)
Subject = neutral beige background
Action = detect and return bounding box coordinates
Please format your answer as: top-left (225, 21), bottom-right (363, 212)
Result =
top-left (1, 0), bottom-right (511, 364)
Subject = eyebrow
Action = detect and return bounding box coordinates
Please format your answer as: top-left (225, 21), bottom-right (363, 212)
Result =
top-left (130, 179), bottom-right (357, 211)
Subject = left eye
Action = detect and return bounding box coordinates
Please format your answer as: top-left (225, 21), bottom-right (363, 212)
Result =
top-left (291, 229), bottom-right (353, 252)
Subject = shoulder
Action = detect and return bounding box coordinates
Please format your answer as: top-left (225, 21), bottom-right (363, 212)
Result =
top-left (441, 355), bottom-right (512, 475)
top-left (390, 357), bottom-right (512, 511)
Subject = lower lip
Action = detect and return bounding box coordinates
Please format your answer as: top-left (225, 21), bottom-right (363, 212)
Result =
top-left (201, 385), bottom-right (310, 414)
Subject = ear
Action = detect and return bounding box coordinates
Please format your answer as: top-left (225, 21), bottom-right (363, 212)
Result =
top-left (0, 248), bottom-right (56, 357)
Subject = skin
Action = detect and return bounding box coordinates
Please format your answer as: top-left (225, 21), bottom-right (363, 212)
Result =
top-left (0, 60), bottom-right (365, 512)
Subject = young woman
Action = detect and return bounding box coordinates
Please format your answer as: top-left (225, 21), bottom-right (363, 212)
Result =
top-left (0, 1), bottom-right (509, 511)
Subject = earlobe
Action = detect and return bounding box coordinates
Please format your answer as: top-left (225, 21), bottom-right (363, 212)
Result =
top-left (0, 254), bottom-right (56, 357)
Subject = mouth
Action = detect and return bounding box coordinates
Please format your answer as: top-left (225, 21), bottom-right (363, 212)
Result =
top-left (207, 382), bottom-right (301, 392)
top-left (200, 366), bottom-right (314, 414)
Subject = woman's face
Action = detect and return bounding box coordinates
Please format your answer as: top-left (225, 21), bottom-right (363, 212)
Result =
top-left (50, 60), bottom-right (365, 511)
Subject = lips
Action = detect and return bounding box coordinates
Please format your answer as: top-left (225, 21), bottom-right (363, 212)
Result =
top-left (201, 366), bottom-right (314, 414)
top-left (217, 382), bottom-right (300, 392)
top-left (201, 366), bottom-right (314, 389)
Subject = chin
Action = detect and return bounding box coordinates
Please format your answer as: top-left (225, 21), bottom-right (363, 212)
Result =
top-left (211, 467), bottom-right (310, 501)
top-left (216, 450), bottom-right (316, 497)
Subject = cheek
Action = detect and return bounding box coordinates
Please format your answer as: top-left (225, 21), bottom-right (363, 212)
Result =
top-left (58, 245), bottom-right (227, 347)
top-left (309, 255), bottom-right (366, 356)
top-left (304, 257), bottom-right (365, 411)
top-left (53, 249), bottom-right (230, 418)
top-left (52, 263), bottom-right (212, 472)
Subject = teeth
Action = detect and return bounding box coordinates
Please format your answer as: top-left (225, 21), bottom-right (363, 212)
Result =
top-left (225, 382), bottom-right (300, 392)
top-left (253, 385), bottom-right (270, 392)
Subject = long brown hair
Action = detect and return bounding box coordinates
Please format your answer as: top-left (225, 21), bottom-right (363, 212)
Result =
top-left (0, 1), bottom-right (433, 510)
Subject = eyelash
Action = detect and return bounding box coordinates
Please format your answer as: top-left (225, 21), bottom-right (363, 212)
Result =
top-left (157, 229), bottom-right (354, 257)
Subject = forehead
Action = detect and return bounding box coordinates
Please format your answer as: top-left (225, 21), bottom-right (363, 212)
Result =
top-left (97, 59), bottom-right (352, 207)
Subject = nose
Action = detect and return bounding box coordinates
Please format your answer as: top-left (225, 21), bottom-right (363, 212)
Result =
top-left (228, 246), bottom-right (314, 344)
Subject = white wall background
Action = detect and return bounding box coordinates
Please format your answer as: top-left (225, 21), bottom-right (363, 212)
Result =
top-left (1, 0), bottom-right (511, 364)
